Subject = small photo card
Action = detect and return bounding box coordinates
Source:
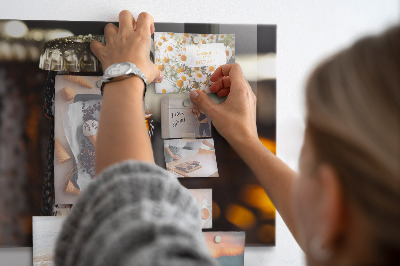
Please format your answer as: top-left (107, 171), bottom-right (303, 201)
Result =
top-left (54, 75), bottom-right (102, 204)
top-left (33, 216), bottom-right (65, 266)
top-left (189, 189), bottom-right (212, 229)
top-left (203, 231), bottom-right (246, 266)
top-left (54, 84), bottom-right (154, 204)
top-left (154, 32), bottom-right (235, 93)
top-left (163, 138), bottom-right (218, 177)
top-left (161, 97), bottom-right (212, 139)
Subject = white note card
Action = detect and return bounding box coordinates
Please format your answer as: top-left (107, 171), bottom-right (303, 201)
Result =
top-left (184, 43), bottom-right (226, 67)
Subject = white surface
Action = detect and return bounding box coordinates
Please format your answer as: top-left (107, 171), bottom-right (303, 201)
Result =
top-left (0, 1), bottom-right (399, 266)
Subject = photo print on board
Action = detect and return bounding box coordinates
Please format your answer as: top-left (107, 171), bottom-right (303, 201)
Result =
top-left (163, 138), bottom-right (218, 177)
top-left (55, 75), bottom-right (156, 204)
top-left (154, 32), bottom-right (235, 93)
top-left (161, 97), bottom-right (212, 139)
top-left (63, 97), bottom-right (102, 194)
top-left (189, 189), bottom-right (212, 229)
top-left (54, 75), bottom-right (102, 204)
top-left (33, 216), bottom-right (65, 266)
top-left (204, 231), bottom-right (246, 266)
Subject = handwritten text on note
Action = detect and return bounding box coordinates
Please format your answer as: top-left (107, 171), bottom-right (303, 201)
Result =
top-left (184, 43), bottom-right (226, 67)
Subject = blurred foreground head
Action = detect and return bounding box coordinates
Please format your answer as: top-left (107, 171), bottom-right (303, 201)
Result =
top-left (298, 25), bottom-right (399, 265)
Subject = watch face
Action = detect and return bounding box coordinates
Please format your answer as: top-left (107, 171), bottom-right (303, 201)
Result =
top-left (106, 62), bottom-right (131, 77)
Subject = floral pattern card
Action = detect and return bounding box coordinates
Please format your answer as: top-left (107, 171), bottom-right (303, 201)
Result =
top-left (154, 32), bottom-right (235, 93)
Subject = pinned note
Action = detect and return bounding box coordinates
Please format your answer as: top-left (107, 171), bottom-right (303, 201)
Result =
top-left (161, 97), bottom-right (212, 139)
top-left (154, 32), bottom-right (235, 93)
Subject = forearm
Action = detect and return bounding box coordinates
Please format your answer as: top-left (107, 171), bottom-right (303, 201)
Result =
top-left (95, 77), bottom-right (154, 175)
top-left (230, 136), bottom-right (299, 241)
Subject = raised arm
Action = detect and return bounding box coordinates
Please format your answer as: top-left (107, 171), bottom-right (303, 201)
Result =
top-left (190, 64), bottom-right (299, 242)
top-left (90, 11), bottom-right (161, 175)
top-left (55, 11), bottom-right (216, 266)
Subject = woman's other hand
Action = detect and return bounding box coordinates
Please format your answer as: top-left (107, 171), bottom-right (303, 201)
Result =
top-left (90, 10), bottom-right (162, 83)
top-left (190, 63), bottom-right (258, 147)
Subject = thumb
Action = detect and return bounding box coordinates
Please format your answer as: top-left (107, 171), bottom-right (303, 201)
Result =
top-left (190, 90), bottom-right (215, 114)
top-left (90, 40), bottom-right (105, 60)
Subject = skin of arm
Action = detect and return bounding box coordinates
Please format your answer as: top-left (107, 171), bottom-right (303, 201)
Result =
top-left (231, 134), bottom-right (298, 241)
top-left (90, 11), bottom-right (162, 175)
top-left (190, 63), bottom-right (300, 244)
top-left (96, 77), bottom-right (153, 174)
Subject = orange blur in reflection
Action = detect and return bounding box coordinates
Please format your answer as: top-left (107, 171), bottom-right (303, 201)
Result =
top-left (212, 201), bottom-right (221, 220)
top-left (225, 204), bottom-right (256, 229)
top-left (241, 185), bottom-right (275, 220)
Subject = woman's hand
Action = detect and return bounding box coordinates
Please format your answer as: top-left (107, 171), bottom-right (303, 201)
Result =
top-left (190, 63), bottom-right (258, 147)
top-left (90, 10), bottom-right (162, 83)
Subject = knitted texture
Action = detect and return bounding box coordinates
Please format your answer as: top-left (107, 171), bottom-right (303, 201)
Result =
top-left (54, 160), bottom-right (216, 266)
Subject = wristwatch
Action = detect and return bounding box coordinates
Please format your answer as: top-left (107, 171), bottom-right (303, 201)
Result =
top-left (97, 62), bottom-right (148, 96)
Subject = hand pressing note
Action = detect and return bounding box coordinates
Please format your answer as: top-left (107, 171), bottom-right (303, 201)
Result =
top-left (190, 63), bottom-right (258, 147)
top-left (90, 10), bottom-right (163, 83)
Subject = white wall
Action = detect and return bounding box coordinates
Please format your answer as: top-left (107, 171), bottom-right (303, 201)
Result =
top-left (0, 1), bottom-right (398, 265)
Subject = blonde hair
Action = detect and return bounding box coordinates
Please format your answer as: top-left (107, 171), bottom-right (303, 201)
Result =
top-left (305, 25), bottom-right (400, 264)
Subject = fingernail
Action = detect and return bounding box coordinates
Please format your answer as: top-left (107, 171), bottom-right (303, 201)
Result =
top-left (155, 72), bottom-right (164, 83)
top-left (190, 90), bottom-right (199, 100)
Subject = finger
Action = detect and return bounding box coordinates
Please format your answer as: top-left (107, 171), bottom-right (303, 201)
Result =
top-left (210, 63), bottom-right (243, 83)
top-left (136, 12), bottom-right (154, 37)
top-left (217, 88), bottom-right (230, 97)
top-left (118, 10), bottom-right (134, 35)
top-left (209, 76), bottom-right (231, 93)
top-left (90, 40), bottom-right (105, 60)
top-left (150, 63), bottom-right (164, 83)
top-left (104, 23), bottom-right (118, 44)
top-left (190, 90), bottom-right (216, 116)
